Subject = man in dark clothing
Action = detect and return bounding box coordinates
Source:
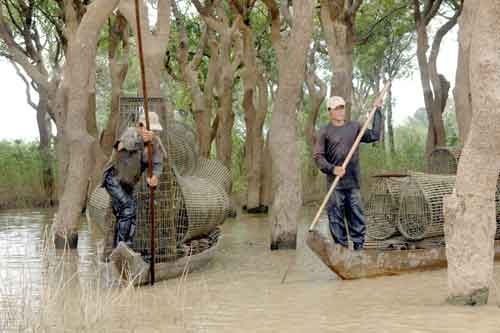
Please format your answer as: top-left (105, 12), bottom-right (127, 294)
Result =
top-left (314, 96), bottom-right (382, 250)
top-left (102, 112), bottom-right (164, 248)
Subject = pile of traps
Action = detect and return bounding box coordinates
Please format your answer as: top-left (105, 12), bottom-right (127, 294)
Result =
top-left (365, 147), bottom-right (500, 250)
top-left (87, 97), bottom-right (234, 264)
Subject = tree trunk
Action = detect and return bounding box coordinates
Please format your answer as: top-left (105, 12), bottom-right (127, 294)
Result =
top-left (54, 84), bottom-right (69, 200)
top-left (413, 0), bottom-right (461, 157)
top-left (172, 3), bottom-right (217, 158)
top-left (387, 86), bottom-right (395, 155)
top-left (228, 6), bottom-right (268, 211)
top-left (303, 44), bottom-right (327, 204)
top-left (52, 0), bottom-right (120, 248)
top-left (100, 13), bottom-right (129, 156)
top-left (443, 0), bottom-right (500, 306)
top-left (454, 1), bottom-right (476, 145)
top-left (414, 13), bottom-right (443, 156)
top-left (319, 1), bottom-right (359, 121)
top-left (267, 0), bottom-right (314, 250)
top-left (206, 15), bottom-right (241, 171)
top-left (37, 86), bottom-right (55, 206)
top-left (330, 32), bottom-right (354, 121)
top-left (119, 0), bottom-right (171, 97)
top-left (216, 84), bottom-right (234, 169)
top-left (244, 72), bottom-right (268, 210)
top-left (261, 130), bottom-right (273, 208)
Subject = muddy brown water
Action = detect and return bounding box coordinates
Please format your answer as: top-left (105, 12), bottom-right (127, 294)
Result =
top-left (1, 207), bottom-right (500, 332)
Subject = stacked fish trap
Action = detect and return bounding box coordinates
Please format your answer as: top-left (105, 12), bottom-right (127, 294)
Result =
top-left (365, 175), bottom-right (407, 241)
top-left (87, 97), bottom-right (233, 264)
top-left (364, 146), bottom-right (500, 250)
top-left (397, 172), bottom-right (455, 240)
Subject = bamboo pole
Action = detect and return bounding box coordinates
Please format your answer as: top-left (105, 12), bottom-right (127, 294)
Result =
top-left (134, 0), bottom-right (156, 285)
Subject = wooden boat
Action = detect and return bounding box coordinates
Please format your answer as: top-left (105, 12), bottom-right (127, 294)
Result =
top-left (307, 226), bottom-right (500, 280)
top-left (109, 238), bottom-right (221, 286)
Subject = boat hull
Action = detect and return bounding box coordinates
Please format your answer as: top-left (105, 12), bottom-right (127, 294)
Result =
top-left (307, 229), bottom-right (500, 280)
top-left (110, 239), bottom-right (220, 285)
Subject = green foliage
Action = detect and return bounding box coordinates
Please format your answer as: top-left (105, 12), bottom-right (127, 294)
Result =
top-left (353, 0), bottom-right (416, 118)
top-left (0, 141), bottom-right (53, 208)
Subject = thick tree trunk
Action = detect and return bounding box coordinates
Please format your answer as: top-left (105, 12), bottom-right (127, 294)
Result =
top-left (194, 110), bottom-right (213, 158)
top-left (267, 1), bottom-right (314, 250)
top-left (52, 0), bottom-right (120, 248)
top-left (232, 8), bottom-right (268, 211)
top-left (443, 1), bottom-right (500, 306)
top-left (101, 83), bottom-right (124, 156)
top-left (87, 51), bottom-right (108, 194)
top-left (329, 33), bottom-right (354, 121)
top-left (243, 73), bottom-right (267, 210)
top-left (319, 1), bottom-right (359, 121)
top-left (119, 0), bottom-right (171, 97)
top-left (454, 1), bottom-right (476, 145)
top-left (216, 85), bottom-right (234, 169)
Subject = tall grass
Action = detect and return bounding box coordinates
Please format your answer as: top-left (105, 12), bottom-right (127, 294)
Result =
top-left (0, 226), bottom-right (191, 331)
top-left (0, 140), bottom-right (54, 209)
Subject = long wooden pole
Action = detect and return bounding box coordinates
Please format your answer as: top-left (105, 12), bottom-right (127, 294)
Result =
top-left (134, 0), bottom-right (156, 285)
top-left (308, 81), bottom-right (391, 232)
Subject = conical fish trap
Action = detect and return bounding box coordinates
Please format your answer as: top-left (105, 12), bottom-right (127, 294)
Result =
top-left (87, 97), bottom-right (232, 263)
top-left (428, 147), bottom-right (461, 174)
top-left (177, 176), bottom-right (230, 241)
top-left (166, 122), bottom-right (199, 176)
top-left (192, 158), bottom-right (232, 194)
top-left (365, 175), bottom-right (408, 240)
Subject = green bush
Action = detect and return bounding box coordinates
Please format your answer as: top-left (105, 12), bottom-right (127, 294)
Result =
top-left (0, 140), bottom-right (54, 208)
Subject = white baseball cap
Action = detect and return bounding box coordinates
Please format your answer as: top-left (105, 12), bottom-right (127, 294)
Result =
top-left (327, 96), bottom-right (346, 110)
top-left (138, 111), bottom-right (163, 131)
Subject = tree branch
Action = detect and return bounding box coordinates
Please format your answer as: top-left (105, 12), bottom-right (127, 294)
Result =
top-left (11, 61), bottom-right (37, 110)
top-left (0, 4), bottom-right (48, 88)
top-left (424, 0), bottom-right (443, 25)
top-left (4, 0), bottom-right (24, 34)
top-left (347, 0), bottom-right (363, 18)
top-left (428, 2), bottom-right (462, 68)
top-left (356, 5), bottom-right (406, 44)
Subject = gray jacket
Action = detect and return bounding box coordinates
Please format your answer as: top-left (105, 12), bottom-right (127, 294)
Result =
top-left (103, 128), bottom-right (164, 187)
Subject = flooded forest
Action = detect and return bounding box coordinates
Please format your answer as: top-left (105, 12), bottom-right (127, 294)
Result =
top-left (1, 0), bottom-right (500, 332)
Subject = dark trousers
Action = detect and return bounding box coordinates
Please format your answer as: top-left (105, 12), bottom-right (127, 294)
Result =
top-left (103, 169), bottom-right (137, 248)
top-left (327, 188), bottom-right (366, 250)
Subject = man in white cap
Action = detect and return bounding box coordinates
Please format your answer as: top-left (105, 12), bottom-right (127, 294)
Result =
top-left (102, 112), bottom-right (164, 247)
top-left (314, 96), bottom-right (383, 250)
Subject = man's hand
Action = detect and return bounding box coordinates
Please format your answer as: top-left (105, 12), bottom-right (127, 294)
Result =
top-left (141, 129), bottom-right (154, 143)
top-left (147, 175), bottom-right (159, 187)
top-left (333, 166), bottom-right (345, 178)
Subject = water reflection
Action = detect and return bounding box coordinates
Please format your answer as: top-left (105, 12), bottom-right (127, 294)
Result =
top-left (0, 208), bottom-right (500, 332)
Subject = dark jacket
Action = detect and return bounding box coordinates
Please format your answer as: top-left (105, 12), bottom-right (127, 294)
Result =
top-left (313, 108), bottom-right (382, 189)
top-left (102, 128), bottom-right (164, 187)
